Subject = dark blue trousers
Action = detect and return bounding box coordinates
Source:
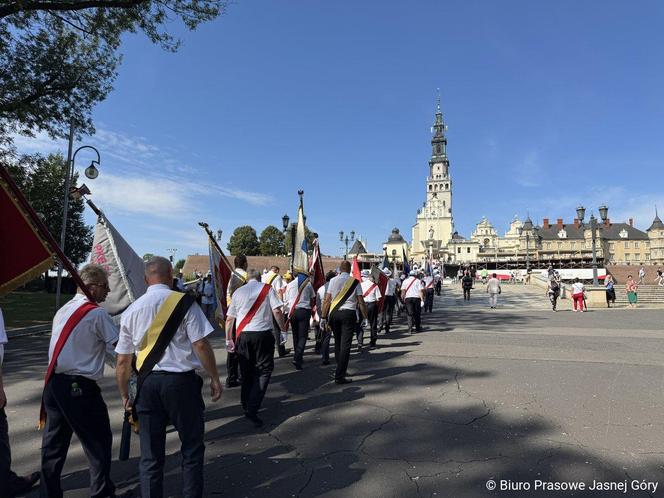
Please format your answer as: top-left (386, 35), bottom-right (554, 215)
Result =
top-left (1, 407), bottom-right (26, 496)
top-left (290, 308), bottom-right (310, 367)
top-left (236, 330), bottom-right (275, 416)
top-left (136, 371), bottom-right (205, 498)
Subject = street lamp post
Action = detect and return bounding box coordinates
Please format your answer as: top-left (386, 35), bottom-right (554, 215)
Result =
top-left (216, 229), bottom-right (222, 242)
top-left (55, 142), bottom-right (101, 309)
top-left (339, 230), bottom-right (355, 260)
top-left (517, 227), bottom-right (531, 274)
top-left (167, 248), bottom-right (177, 264)
top-left (577, 205), bottom-right (609, 286)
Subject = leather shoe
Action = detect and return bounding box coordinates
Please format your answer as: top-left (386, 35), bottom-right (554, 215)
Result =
top-left (4, 472), bottom-right (40, 497)
top-left (322, 359), bottom-right (330, 365)
top-left (335, 377), bottom-right (353, 385)
top-left (244, 413), bottom-right (264, 427)
top-left (292, 361), bottom-right (303, 370)
top-left (225, 379), bottom-right (240, 388)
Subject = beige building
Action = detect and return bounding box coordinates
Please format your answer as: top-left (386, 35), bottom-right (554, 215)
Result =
top-left (647, 212), bottom-right (664, 265)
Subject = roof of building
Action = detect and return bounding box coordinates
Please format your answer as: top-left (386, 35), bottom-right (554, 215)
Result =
top-left (537, 222), bottom-right (648, 241)
top-left (522, 216), bottom-right (534, 230)
top-left (181, 255), bottom-right (344, 277)
top-left (602, 223), bottom-right (649, 240)
top-left (349, 239), bottom-right (367, 255)
top-left (648, 213), bottom-right (664, 231)
top-left (537, 224), bottom-right (585, 240)
top-left (385, 228), bottom-right (406, 244)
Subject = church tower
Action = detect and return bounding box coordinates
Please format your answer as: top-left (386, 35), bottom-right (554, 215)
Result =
top-left (411, 91), bottom-right (454, 260)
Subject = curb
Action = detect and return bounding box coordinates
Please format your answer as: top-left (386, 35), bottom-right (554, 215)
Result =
top-left (6, 324), bottom-right (51, 338)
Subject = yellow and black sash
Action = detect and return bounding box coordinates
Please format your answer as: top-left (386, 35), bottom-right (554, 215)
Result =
top-left (133, 291), bottom-right (195, 419)
top-left (267, 272), bottom-right (278, 285)
top-left (329, 277), bottom-right (359, 320)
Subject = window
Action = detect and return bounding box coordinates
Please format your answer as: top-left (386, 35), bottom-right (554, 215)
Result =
top-left (445, 183), bottom-right (449, 189)
top-left (625, 253), bottom-right (631, 261)
top-left (646, 254), bottom-right (651, 260)
top-left (546, 242), bottom-right (552, 249)
top-left (570, 242), bottom-right (576, 250)
top-left (625, 241), bottom-right (630, 248)
top-left (635, 241), bottom-right (640, 249)
top-left (609, 242), bottom-right (615, 251)
top-left (457, 248), bottom-right (461, 254)
top-left (467, 248), bottom-right (471, 254)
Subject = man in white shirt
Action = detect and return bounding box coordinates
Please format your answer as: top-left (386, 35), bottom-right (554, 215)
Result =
top-left (200, 273), bottom-right (215, 324)
top-left (314, 271), bottom-right (336, 365)
top-left (321, 260), bottom-right (368, 384)
top-left (116, 257), bottom-right (222, 498)
top-left (1, 308), bottom-right (40, 497)
top-left (360, 270), bottom-right (382, 348)
top-left (41, 264), bottom-right (119, 498)
top-left (262, 266), bottom-right (289, 357)
top-left (400, 270), bottom-right (425, 333)
top-left (486, 273), bottom-right (502, 309)
top-left (380, 269), bottom-right (399, 334)
top-left (284, 273), bottom-right (316, 370)
top-left (225, 255), bottom-right (248, 388)
top-left (226, 269), bottom-right (288, 427)
top-left (423, 273), bottom-right (435, 313)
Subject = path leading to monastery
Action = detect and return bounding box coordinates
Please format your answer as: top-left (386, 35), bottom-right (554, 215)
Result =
top-left (4, 285), bottom-right (664, 497)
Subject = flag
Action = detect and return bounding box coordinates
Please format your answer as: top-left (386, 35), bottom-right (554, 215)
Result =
top-left (351, 255), bottom-right (362, 282)
top-left (370, 264), bottom-right (389, 312)
top-left (402, 247), bottom-right (410, 275)
top-left (292, 196), bottom-right (309, 275)
top-left (89, 210), bottom-right (147, 317)
top-left (0, 171), bottom-right (54, 296)
top-left (380, 252), bottom-right (389, 270)
top-left (309, 237), bottom-right (325, 291)
top-left (208, 237), bottom-right (233, 322)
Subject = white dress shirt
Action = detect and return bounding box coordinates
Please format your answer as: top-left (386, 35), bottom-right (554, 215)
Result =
top-left (361, 279), bottom-right (382, 303)
top-left (116, 284), bottom-right (214, 372)
top-left (227, 280), bottom-right (283, 331)
top-left (423, 276), bottom-right (435, 289)
top-left (285, 279), bottom-right (315, 310)
top-left (49, 294), bottom-right (119, 381)
top-left (326, 272), bottom-right (362, 311)
top-left (262, 271), bottom-right (284, 293)
top-left (402, 277), bottom-right (424, 299)
top-left (201, 281), bottom-right (215, 305)
top-left (385, 278), bottom-right (399, 297)
top-left (572, 282), bottom-right (585, 295)
top-left (0, 308), bottom-right (7, 365)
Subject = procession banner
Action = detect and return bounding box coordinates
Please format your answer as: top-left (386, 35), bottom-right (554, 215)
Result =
top-left (309, 238), bottom-right (325, 291)
top-left (292, 195), bottom-right (309, 275)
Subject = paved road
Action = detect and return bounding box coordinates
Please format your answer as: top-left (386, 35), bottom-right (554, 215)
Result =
top-left (4, 285), bottom-right (664, 497)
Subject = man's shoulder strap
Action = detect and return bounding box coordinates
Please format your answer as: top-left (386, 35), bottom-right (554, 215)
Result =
top-left (330, 277), bottom-right (359, 318)
top-left (268, 273), bottom-right (278, 285)
top-left (237, 284), bottom-right (272, 336)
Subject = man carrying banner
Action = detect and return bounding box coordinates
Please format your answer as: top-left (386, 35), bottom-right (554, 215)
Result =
top-left (262, 266), bottom-right (289, 357)
top-left (320, 260), bottom-right (368, 384)
top-left (401, 270), bottom-right (425, 333)
top-left (40, 264), bottom-right (119, 498)
top-left (226, 269), bottom-right (288, 427)
top-left (1, 308), bottom-right (40, 497)
top-left (423, 272), bottom-right (435, 313)
top-left (380, 268), bottom-right (399, 335)
top-left (115, 256), bottom-right (222, 498)
top-left (285, 273), bottom-right (316, 370)
top-left (360, 269), bottom-right (382, 349)
top-left (225, 255), bottom-right (248, 388)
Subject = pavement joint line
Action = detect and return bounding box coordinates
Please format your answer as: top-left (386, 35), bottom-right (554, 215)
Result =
top-left (405, 353), bottom-right (664, 367)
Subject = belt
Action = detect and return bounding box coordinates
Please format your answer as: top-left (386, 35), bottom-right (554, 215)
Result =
top-left (151, 370), bottom-right (195, 376)
top-left (53, 373), bottom-right (96, 383)
top-left (241, 329), bottom-right (273, 334)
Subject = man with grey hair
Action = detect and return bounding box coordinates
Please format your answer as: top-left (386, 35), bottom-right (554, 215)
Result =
top-left (226, 269), bottom-right (288, 427)
top-left (116, 256), bottom-right (222, 498)
top-left (40, 264), bottom-right (119, 498)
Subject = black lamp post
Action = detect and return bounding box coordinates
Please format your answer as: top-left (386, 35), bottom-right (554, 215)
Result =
top-left (339, 230), bottom-right (355, 260)
top-left (577, 205), bottom-right (609, 286)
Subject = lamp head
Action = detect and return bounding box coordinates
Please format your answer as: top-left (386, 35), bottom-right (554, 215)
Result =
top-left (576, 205), bottom-right (586, 223)
top-left (84, 161), bottom-right (99, 180)
top-left (216, 229), bottom-right (222, 241)
top-left (339, 230), bottom-right (344, 241)
top-left (350, 230), bottom-right (355, 241)
top-left (599, 205), bottom-right (608, 222)
top-left (282, 214), bottom-right (290, 230)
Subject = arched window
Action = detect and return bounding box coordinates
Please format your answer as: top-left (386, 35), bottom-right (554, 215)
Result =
top-left (434, 184), bottom-right (438, 191)
top-left (429, 184), bottom-right (432, 191)
top-left (445, 183), bottom-right (449, 190)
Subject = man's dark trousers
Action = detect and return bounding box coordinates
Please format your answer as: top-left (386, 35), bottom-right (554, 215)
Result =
top-left (226, 324), bottom-right (240, 385)
top-left (136, 371), bottom-right (205, 498)
top-left (381, 295), bottom-right (396, 333)
top-left (330, 309), bottom-right (356, 380)
top-left (1, 407), bottom-right (28, 497)
top-left (424, 289), bottom-right (434, 313)
top-left (40, 374), bottom-right (114, 498)
top-left (366, 302), bottom-right (378, 345)
top-left (272, 317), bottom-right (287, 356)
top-left (290, 308), bottom-right (310, 367)
top-left (237, 330), bottom-right (275, 416)
top-left (405, 297), bottom-right (422, 332)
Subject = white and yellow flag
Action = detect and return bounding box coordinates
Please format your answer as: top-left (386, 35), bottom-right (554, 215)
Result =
top-left (292, 197), bottom-right (309, 275)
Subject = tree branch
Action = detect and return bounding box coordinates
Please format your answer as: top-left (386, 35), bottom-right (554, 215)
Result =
top-left (0, 0), bottom-right (149, 19)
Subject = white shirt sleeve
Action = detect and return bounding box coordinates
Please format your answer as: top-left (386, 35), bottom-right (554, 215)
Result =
top-left (268, 287), bottom-right (282, 310)
top-left (115, 313), bottom-right (136, 355)
top-left (95, 310), bottom-right (119, 355)
top-left (227, 295), bottom-right (238, 319)
top-left (355, 284), bottom-right (362, 296)
top-left (185, 302), bottom-right (214, 343)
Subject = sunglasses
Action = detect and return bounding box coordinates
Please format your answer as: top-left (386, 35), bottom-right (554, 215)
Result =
top-left (89, 283), bottom-right (110, 291)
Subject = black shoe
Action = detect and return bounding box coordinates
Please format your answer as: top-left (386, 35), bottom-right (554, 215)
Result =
top-left (278, 348), bottom-right (291, 358)
top-left (225, 379), bottom-right (240, 388)
top-left (357, 344), bottom-right (363, 353)
top-left (335, 377), bottom-right (353, 385)
top-left (244, 413), bottom-right (264, 427)
top-left (369, 341), bottom-right (377, 348)
top-left (292, 361), bottom-right (303, 370)
top-left (322, 359), bottom-right (330, 365)
top-left (4, 472), bottom-right (40, 497)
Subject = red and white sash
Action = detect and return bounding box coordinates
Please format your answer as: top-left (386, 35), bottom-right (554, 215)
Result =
top-left (363, 283), bottom-right (377, 298)
top-left (236, 284), bottom-right (272, 336)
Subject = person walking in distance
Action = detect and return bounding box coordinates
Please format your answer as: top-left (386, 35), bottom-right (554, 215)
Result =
top-left (461, 270), bottom-right (473, 301)
top-left (360, 270), bottom-right (382, 348)
top-left (320, 260), bottom-right (368, 384)
top-left (380, 268), bottom-right (399, 334)
top-left (571, 278), bottom-right (586, 312)
top-left (262, 266), bottom-right (289, 357)
top-left (199, 273), bottom-right (215, 324)
top-left (626, 274), bottom-right (639, 308)
top-left (486, 273), bottom-right (501, 309)
top-left (423, 272), bottom-right (435, 313)
top-left (638, 266), bottom-right (646, 285)
top-left (315, 271), bottom-right (336, 365)
top-left (547, 275), bottom-right (561, 312)
top-left (605, 274), bottom-right (616, 308)
top-left (400, 270), bottom-right (425, 333)
top-left (284, 272), bottom-right (316, 370)
top-left (116, 257), bottom-right (222, 498)
top-left (225, 269), bottom-right (288, 426)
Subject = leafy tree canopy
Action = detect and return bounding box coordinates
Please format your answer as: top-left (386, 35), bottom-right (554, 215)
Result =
top-left (259, 225), bottom-right (285, 256)
top-left (142, 253), bottom-right (155, 261)
top-left (0, 0), bottom-right (228, 153)
top-left (284, 224), bottom-right (316, 255)
top-left (174, 258), bottom-right (186, 271)
top-left (227, 225), bottom-right (260, 256)
top-left (7, 153), bottom-right (93, 266)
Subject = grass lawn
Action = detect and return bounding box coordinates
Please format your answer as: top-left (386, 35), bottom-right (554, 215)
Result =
top-left (0, 291), bottom-right (74, 328)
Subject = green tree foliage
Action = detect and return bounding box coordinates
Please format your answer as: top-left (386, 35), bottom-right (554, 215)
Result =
top-left (284, 224), bottom-right (316, 254)
top-left (227, 225), bottom-right (260, 256)
top-left (7, 153), bottom-right (93, 266)
top-left (259, 225), bottom-right (285, 256)
top-left (0, 0), bottom-right (228, 153)
top-left (174, 258), bottom-right (186, 271)
top-left (142, 253), bottom-right (155, 261)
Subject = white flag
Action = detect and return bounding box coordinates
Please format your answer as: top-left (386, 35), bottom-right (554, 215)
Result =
top-left (293, 201), bottom-right (309, 275)
top-left (90, 213), bottom-right (147, 317)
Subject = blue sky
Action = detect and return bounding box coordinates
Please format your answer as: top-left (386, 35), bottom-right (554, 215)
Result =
top-left (15, 0), bottom-right (664, 259)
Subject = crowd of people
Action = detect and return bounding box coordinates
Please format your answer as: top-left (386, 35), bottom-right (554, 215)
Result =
top-left (0, 256), bottom-right (442, 498)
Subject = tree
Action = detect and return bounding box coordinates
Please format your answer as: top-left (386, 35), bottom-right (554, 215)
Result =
top-left (174, 258), bottom-right (185, 271)
top-left (7, 153), bottom-right (93, 266)
top-left (284, 224), bottom-right (316, 255)
top-left (0, 0), bottom-right (228, 154)
top-left (227, 226), bottom-right (260, 256)
top-left (259, 225), bottom-right (285, 256)
top-left (142, 253), bottom-right (155, 262)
